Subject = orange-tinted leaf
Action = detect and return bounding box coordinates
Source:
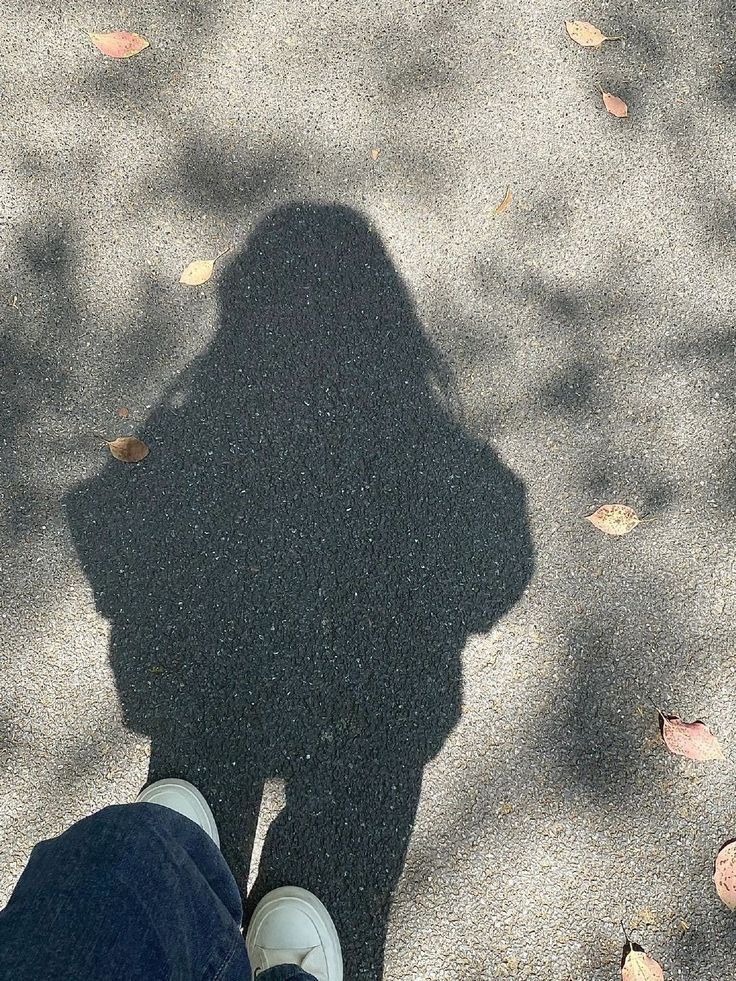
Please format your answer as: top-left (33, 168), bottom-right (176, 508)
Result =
top-left (602, 91), bottom-right (629, 118)
top-left (565, 21), bottom-right (621, 47)
top-left (586, 504), bottom-right (639, 536)
top-left (714, 840), bottom-right (736, 910)
top-left (116, 406), bottom-right (130, 419)
top-left (661, 715), bottom-right (724, 761)
top-left (621, 943), bottom-right (664, 981)
top-left (494, 187), bottom-right (513, 215)
top-left (371, 148), bottom-right (381, 161)
top-left (108, 436), bottom-right (149, 463)
top-left (89, 31), bottom-right (150, 59)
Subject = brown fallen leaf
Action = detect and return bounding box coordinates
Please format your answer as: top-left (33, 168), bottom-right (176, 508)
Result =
top-left (116, 406), bottom-right (130, 419)
top-left (494, 187), bottom-right (513, 215)
top-left (621, 942), bottom-right (664, 981)
top-left (179, 247), bottom-right (230, 286)
top-left (108, 436), bottom-right (150, 463)
top-left (714, 840), bottom-right (736, 910)
top-left (660, 713), bottom-right (724, 761)
top-left (602, 90), bottom-right (629, 118)
top-left (586, 504), bottom-right (639, 536)
top-left (89, 31), bottom-right (150, 59)
top-left (565, 21), bottom-right (622, 48)
top-left (371, 148), bottom-right (381, 161)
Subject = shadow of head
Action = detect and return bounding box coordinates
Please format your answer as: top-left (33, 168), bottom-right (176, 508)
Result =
top-left (65, 202), bottom-right (533, 978)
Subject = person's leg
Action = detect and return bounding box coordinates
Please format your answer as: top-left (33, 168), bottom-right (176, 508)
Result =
top-left (0, 781), bottom-right (250, 981)
top-left (0, 779), bottom-right (342, 981)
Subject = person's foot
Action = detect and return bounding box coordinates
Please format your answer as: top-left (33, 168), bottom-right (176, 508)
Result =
top-left (246, 886), bottom-right (343, 981)
top-left (136, 778), bottom-right (220, 848)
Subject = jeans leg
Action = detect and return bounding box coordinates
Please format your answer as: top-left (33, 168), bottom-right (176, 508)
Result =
top-left (257, 969), bottom-right (318, 981)
top-left (0, 803), bottom-right (251, 981)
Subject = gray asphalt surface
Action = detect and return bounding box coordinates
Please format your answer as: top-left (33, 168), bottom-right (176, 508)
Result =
top-left (1, 0), bottom-right (735, 978)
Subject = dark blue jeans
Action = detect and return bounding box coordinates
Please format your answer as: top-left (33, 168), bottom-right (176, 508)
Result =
top-left (0, 803), bottom-right (316, 981)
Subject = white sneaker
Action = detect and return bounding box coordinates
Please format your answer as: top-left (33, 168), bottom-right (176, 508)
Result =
top-left (246, 886), bottom-right (343, 981)
top-left (136, 778), bottom-right (220, 848)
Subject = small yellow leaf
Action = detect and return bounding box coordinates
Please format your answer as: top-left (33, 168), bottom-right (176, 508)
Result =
top-left (371, 148), bottom-right (381, 161)
top-left (179, 248), bottom-right (229, 286)
top-left (180, 259), bottom-right (215, 286)
top-left (565, 21), bottom-right (621, 48)
top-left (602, 90), bottom-right (629, 118)
top-left (494, 187), bottom-right (513, 215)
top-left (89, 30), bottom-right (149, 59)
top-left (108, 436), bottom-right (149, 463)
top-left (586, 504), bottom-right (639, 536)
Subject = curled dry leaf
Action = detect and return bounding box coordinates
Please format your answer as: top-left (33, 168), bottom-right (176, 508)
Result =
top-left (714, 840), bottom-right (736, 910)
top-left (179, 248), bottom-right (230, 286)
top-left (108, 436), bottom-right (150, 463)
top-left (565, 21), bottom-right (621, 48)
top-left (661, 714), bottom-right (724, 761)
top-left (602, 90), bottom-right (629, 118)
top-left (621, 943), bottom-right (664, 981)
top-left (89, 31), bottom-right (150, 59)
top-left (494, 187), bottom-right (513, 215)
top-left (586, 504), bottom-right (639, 536)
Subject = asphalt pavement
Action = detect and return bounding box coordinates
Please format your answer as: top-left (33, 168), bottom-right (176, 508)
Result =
top-left (1, 0), bottom-right (735, 977)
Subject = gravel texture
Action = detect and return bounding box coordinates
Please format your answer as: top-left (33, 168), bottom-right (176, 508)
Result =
top-left (1, 1), bottom-right (735, 978)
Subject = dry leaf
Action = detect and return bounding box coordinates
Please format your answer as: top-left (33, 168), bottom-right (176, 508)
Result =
top-left (602, 91), bottom-right (629, 118)
top-left (714, 840), bottom-right (736, 910)
top-left (371, 148), bottom-right (381, 161)
top-left (621, 943), bottom-right (664, 981)
top-left (586, 504), bottom-right (639, 536)
top-left (661, 714), bottom-right (724, 761)
top-left (116, 406), bottom-right (130, 418)
top-left (180, 259), bottom-right (215, 286)
top-left (108, 436), bottom-right (149, 463)
top-left (494, 187), bottom-right (513, 215)
top-left (565, 21), bottom-right (621, 47)
top-left (179, 248), bottom-right (229, 286)
top-left (89, 31), bottom-right (150, 59)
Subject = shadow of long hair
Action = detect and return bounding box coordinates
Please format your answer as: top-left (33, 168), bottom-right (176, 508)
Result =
top-left (66, 202), bottom-right (533, 978)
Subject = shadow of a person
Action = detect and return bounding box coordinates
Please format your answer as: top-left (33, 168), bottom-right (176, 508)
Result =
top-left (65, 203), bottom-right (533, 979)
